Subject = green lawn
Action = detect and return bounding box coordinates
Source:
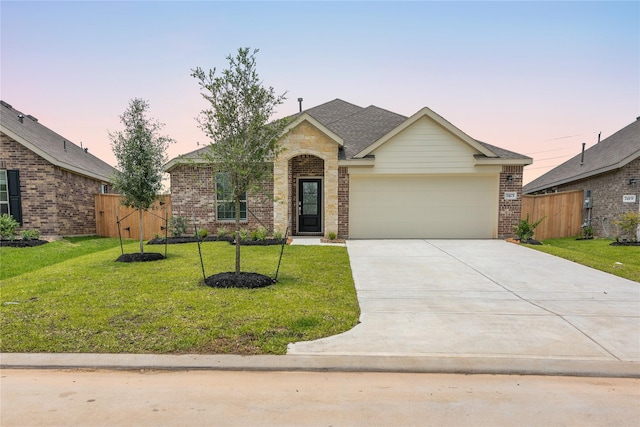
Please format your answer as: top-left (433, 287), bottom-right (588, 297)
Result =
top-left (0, 238), bottom-right (360, 354)
top-left (0, 236), bottom-right (125, 281)
top-left (527, 237), bottom-right (640, 283)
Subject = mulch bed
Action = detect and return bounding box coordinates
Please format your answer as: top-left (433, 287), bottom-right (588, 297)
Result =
top-left (506, 238), bottom-right (542, 245)
top-left (610, 241), bottom-right (640, 246)
top-left (116, 252), bottom-right (165, 262)
top-left (147, 236), bottom-right (286, 246)
top-left (204, 272), bottom-right (276, 289)
top-left (0, 239), bottom-right (49, 248)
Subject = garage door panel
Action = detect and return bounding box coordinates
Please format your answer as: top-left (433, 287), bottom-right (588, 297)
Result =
top-left (350, 175), bottom-right (497, 238)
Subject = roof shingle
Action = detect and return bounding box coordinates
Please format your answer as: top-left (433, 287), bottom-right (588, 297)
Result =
top-left (523, 118), bottom-right (640, 193)
top-left (1, 101), bottom-right (115, 182)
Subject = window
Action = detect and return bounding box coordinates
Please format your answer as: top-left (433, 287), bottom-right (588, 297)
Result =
top-left (0, 170), bottom-right (22, 224)
top-left (0, 170), bottom-right (8, 215)
top-left (216, 172), bottom-right (246, 221)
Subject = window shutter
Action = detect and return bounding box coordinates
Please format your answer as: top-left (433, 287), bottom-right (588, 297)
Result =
top-left (7, 170), bottom-right (22, 225)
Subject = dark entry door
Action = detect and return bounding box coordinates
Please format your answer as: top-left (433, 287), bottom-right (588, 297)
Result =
top-left (298, 179), bottom-right (322, 233)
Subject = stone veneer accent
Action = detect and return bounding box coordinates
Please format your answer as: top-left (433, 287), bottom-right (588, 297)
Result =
top-left (273, 121), bottom-right (340, 235)
top-left (543, 157), bottom-right (640, 238)
top-left (0, 133), bottom-right (109, 237)
top-left (169, 164), bottom-right (274, 235)
top-left (498, 165), bottom-right (524, 239)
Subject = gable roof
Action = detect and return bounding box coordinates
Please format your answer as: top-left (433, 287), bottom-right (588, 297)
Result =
top-left (523, 117), bottom-right (640, 194)
top-left (355, 106), bottom-right (498, 159)
top-left (0, 101), bottom-right (115, 182)
top-left (165, 98), bottom-right (531, 167)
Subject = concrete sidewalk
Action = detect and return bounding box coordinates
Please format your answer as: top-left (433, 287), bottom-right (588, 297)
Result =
top-left (287, 239), bottom-right (640, 376)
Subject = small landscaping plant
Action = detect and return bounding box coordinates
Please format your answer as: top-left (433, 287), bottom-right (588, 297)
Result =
top-left (0, 214), bottom-right (19, 240)
top-left (254, 226), bottom-right (268, 241)
top-left (581, 225), bottom-right (594, 240)
top-left (514, 214), bottom-right (545, 243)
top-left (21, 229), bottom-right (40, 241)
top-left (196, 228), bottom-right (209, 240)
top-left (327, 231), bottom-right (338, 240)
top-left (613, 212), bottom-right (640, 242)
top-left (239, 228), bottom-right (250, 241)
top-left (217, 226), bottom-right (229, 238)
top-left (273, 229), bottom-right (284, 240)
top-left (169, 216), bottom-right (189, 237)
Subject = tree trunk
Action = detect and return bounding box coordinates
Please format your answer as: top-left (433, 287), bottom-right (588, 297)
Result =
top-left (139, 208), bottom-right (144, 254)
top-left (235, 198), bottom-right (241, 275)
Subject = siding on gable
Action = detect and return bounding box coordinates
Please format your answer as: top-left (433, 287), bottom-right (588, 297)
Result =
top-left (353, 116), bottom-right (489, 175)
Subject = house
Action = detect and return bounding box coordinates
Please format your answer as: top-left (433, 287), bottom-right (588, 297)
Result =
top-left (165, 99), bottom-right (532, 239)
top-left (523, 117), bottom-right (640, 239)
top-left (0, 101), bottom-right (115, 238)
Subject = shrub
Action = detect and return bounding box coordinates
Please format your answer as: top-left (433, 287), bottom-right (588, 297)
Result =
top-left (254, 226), bottom-right (268, 241)
top-left (239, 228), bottom-right (250, 241)
top-left (169, 216), bottom-right (188, 237)
top-left (582, 225), bottom-right (594, 239)
top-left (613, 212), bottom-right (640, 242)
top-left (327, 231), bottom-right (337, 240)
top-left (514, 214), bottom-right (545, 241)
top-left (196, 228), bottom-right (209, 240)
top-left (273, 229), bottom-right (284, 240)
top-left (21, 229), bottom-right (40, 241)
top-left (0, 214), bottom-right (19, 240)
top-left (217, 227), bottom-right (229, 238)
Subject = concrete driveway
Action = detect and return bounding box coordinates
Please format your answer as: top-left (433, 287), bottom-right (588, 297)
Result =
top-left (288, 240), bottom-right (640, 364)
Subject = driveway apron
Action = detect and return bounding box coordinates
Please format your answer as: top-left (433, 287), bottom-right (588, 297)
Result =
top-left (287, 240), bottom-right (640, 362)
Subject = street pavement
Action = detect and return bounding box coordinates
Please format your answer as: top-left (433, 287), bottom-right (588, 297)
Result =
top-left (2, 369), bottom-right (639, 427)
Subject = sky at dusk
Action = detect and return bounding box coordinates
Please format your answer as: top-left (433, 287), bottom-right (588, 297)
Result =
top-left (1, 0), bottom-right (638, 184)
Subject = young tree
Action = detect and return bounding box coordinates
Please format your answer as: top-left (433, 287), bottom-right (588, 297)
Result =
top-left (192, 47), bottom-right (289, 275)
top-left (110, 98), bottom-right (174, 254)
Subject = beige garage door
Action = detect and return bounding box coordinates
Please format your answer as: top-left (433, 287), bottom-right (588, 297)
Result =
top-left (349, 175), bottom-right (498, 238)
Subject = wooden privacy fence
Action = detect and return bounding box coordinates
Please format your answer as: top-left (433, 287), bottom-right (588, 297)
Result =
top-left (95, 194), bottom-right (172, 240)
top-left (521, 190), bottom-right (583, 240)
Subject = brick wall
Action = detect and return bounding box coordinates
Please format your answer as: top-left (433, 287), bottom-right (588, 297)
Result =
top-left (169, 164), bottom-right (274, 235)
top-left (550, 158), bottom-right (640, 238)
top-left (498, 165), bottom-right (524, 239)
top-left (56, 169), bottom-right (104, 235)
top-left (1, 133), bottom-right (106, 237)
top-left (338, 166), bottom-right (349, 238)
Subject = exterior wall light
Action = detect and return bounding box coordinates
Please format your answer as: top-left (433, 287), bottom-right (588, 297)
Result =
top-left (506, 175), bottom-right (513, 182)
top-left (629, 178), bottom-right (637, 186)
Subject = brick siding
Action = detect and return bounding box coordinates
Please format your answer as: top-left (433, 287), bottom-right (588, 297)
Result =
top-left (338, 166), bottom-right (349, 238)
top-left (1, 133), bottom-right (107, 237)
top-left (498, 165), bottom-right (524, 239)
top-left (169, 164), bottom-right (274, 235)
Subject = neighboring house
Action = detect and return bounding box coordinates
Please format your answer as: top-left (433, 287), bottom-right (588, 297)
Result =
top-left (165, 99), bottom-right (532, 239)
top-left (523, 117), bottom-right (640, 239)
top-left (0, 101), bottom-right (115, 238)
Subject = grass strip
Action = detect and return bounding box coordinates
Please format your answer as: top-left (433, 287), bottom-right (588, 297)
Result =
top-left (527, 237), bottom-right (640, 283)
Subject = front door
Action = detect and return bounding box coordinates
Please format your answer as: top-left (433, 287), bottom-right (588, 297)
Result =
top-left (298, 179), bottom-right (322, 233)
